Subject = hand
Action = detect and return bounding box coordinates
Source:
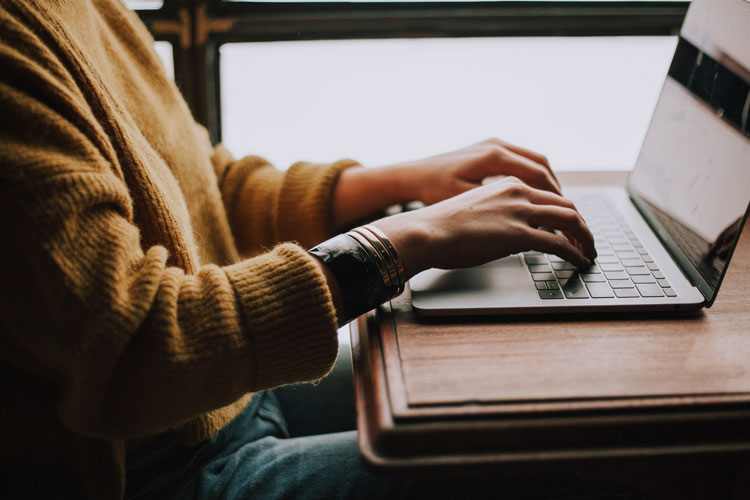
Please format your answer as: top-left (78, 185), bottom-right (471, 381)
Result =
top-left (392, 138), bottom-right (561, 206)
top-left (332, 138), bottom-right (560, 229)
top-left (372, 176), bottom-right (596, 278)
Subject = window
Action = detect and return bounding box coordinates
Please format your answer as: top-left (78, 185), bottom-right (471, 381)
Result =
top-left (221, 36), bottom-right (677, 171)
top-left (125, 0), bottom-right (164, 9)
top-left (153, 41), bottom-right (175, 80)
top-left (133, 1), bottom-right (689, 170)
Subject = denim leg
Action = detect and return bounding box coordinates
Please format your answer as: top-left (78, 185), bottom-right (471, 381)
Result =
top-left (180, 390), bottom-right (416, 500)
top-left (192, 430), bottom-right (419, 500)
top-left (126, 392), bottom-right (277, 500)
top-left (132, 390), bottom-right (639, 500)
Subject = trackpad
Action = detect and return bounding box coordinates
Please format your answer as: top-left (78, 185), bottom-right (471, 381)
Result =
top-left (411, 255), bottom-right (538, 310)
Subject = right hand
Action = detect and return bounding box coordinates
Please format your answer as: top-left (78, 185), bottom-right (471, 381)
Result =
top-left (372, 176), bottom-right (596, 278)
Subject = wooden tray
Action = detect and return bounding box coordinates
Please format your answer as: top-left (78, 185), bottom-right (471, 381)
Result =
top-left (352, 221), bottom-right (750, 469)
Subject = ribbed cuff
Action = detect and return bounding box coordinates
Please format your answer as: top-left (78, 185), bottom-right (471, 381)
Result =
top-left (224, 243), bottom-right (339, 389)
top-left (277, 159), bottom-right (361, 248)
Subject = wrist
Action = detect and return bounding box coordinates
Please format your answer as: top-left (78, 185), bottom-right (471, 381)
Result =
top-left (382, 162), bottom-right (424, 205)
top-left (334, 165), bottom-right (413, 229)
top-left (371, 212), bottom-right (431, 278)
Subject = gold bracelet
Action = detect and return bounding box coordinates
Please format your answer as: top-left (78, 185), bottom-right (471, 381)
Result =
top-left (346, 230), bottom-right (393, 288)
top-left (351, 227), bottom-right (400, 288)
top-left (361, 224), bottom-right (406, 292)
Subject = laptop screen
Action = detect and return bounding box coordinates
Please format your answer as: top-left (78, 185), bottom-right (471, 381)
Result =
top-left (628, 37), bottom-right (750, 306)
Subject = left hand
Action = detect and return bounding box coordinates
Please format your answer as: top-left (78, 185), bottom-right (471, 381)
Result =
top-left (393, 138), bottom-right (561, 205)
top-left (333, 138), bottom-right (560, 229)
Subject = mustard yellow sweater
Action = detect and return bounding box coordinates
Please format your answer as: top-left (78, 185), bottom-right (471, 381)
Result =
top-left (0, 1), bottom-right (355, 498)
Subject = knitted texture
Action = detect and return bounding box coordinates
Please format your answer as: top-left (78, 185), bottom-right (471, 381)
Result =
top-left (0, 1), bottom-right (355, 498)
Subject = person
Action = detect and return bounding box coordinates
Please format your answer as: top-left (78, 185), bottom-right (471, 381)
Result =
top-left (0, 1), bottom-right (596, 499)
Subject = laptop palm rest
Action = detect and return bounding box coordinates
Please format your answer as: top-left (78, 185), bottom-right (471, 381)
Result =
top-left (411, 255), bottom-right (539, 311)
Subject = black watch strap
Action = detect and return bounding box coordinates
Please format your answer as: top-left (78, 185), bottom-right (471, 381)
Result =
top-left (309, 233), bottom-right (394, 324)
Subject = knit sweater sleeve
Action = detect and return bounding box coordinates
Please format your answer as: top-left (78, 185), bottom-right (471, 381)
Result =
top-left (209, 141), bottom-right (359, 256)
top-left (0, 23), bottom-right (338, 439)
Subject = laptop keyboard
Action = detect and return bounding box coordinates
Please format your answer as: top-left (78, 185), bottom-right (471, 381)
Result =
top-left (524, 198), bottom-right (678, 300)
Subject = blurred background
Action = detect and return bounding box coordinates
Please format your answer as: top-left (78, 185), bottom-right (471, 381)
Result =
top-left (129, 0), bottom-right (688, 171)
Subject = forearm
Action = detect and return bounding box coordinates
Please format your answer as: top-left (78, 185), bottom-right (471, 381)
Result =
top-left (332, 164), bottom-right (413, 230)
top-left (218, 156), bottom-right (358, 253)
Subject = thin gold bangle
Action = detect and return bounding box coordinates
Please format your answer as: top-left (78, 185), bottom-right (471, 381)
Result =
top-left (346, 230), bottom-right (393, 288)
top-left (352, 227), bottom-right (400, 288)
top-left (361, 224), bottom-right (405, 289)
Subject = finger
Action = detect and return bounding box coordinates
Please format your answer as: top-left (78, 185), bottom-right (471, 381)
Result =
top-left (523, 186), bottom-right (578, 211)
top-left (486, 149), bottom-right (561, 195)
top-left (522, 188), bottom-right (596, 258)
top-left (526, 205), bottom-right (596, 260)
top-left (501, 142), bottom-right (557, 180)
top-left (482, 138), bottom-right (560, 188)
top-left (483, 174), bottom-right (524, 187)
top-left (454, 179), bottom-right (479, 196)
top-left (525, 227), bottom-right (593, 269)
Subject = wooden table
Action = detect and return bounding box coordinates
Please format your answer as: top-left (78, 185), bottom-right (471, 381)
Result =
top-left (350, 172), bottom-right (750, 495)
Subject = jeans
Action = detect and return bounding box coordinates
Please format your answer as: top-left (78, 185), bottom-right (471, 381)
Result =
top-left (125, 332), bottom-right (639, 500)
top-left (125, 331), bottom-right (419, 500)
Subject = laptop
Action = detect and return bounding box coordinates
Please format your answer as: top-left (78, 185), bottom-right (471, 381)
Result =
top-left (411, 0), bottom-right (750, 317)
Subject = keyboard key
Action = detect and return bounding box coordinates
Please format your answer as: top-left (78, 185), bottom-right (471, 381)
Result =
top-left (642, 255), bottom-right (655, 263)
top-left (621, 258), bottom-right (643, 267)
top-left (555, 270), bottom-right (575, 279)
top-left (525, 255), bottom-right (547, 264)
top-left (604, 271), bottom-right (628, 280)
top-left (548, 255), bottom-right (566, 263)
top-left (532, 272), bottom-right (555, 281)
top-left (664, 288), bottom-right (678, 297)
top-left (637, 248), bottom-right (650, 255)
top-left (657, 279), bottom-right (671, 288)
top-left (586, 282), bottom-right (615, 298)
top-left (609, 279), bottom-right (635, 289)
top-left (631, 275), bottom-right (656, 284)
top-left (551, 262), bottom-right (576, 270)
top-left (535, 282), bottom-right (547, 290)
top-left (597, 256), bottom-right (620, 264)
top-left (525, 251), bottom-right (542, 255)
top-left (646, 262), bottom-right (660, 271)
top-left (599, 263), bottom-right (624, 272)
top-left (538, 289), bottom-right (564, 299)
top-left (582, 273), bottom-right (606, 283)
top-left (627, 267), bottom-right (651, 276)
top-left (616, 251), bottom-right (640, 260)
top-left (636, 283), bottom-right (664, 297)
top-left (614, 288), bottom-right (640, 298)
top-left (563, 278), bottom-right (589, 299)
top-left (528, 264), bottom-right (552, 273)
top-left (612, 244), bottom-right (633, 252)
top-left (652, 271), bottom-right (665, 279)
top-left (545, 280), bottom-right (560, 290)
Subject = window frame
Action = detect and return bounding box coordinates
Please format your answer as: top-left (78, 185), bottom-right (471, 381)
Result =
top-left (134, 1), bottom-right (194, 104)
top-left (207, 1), bottom-right (689, 42)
